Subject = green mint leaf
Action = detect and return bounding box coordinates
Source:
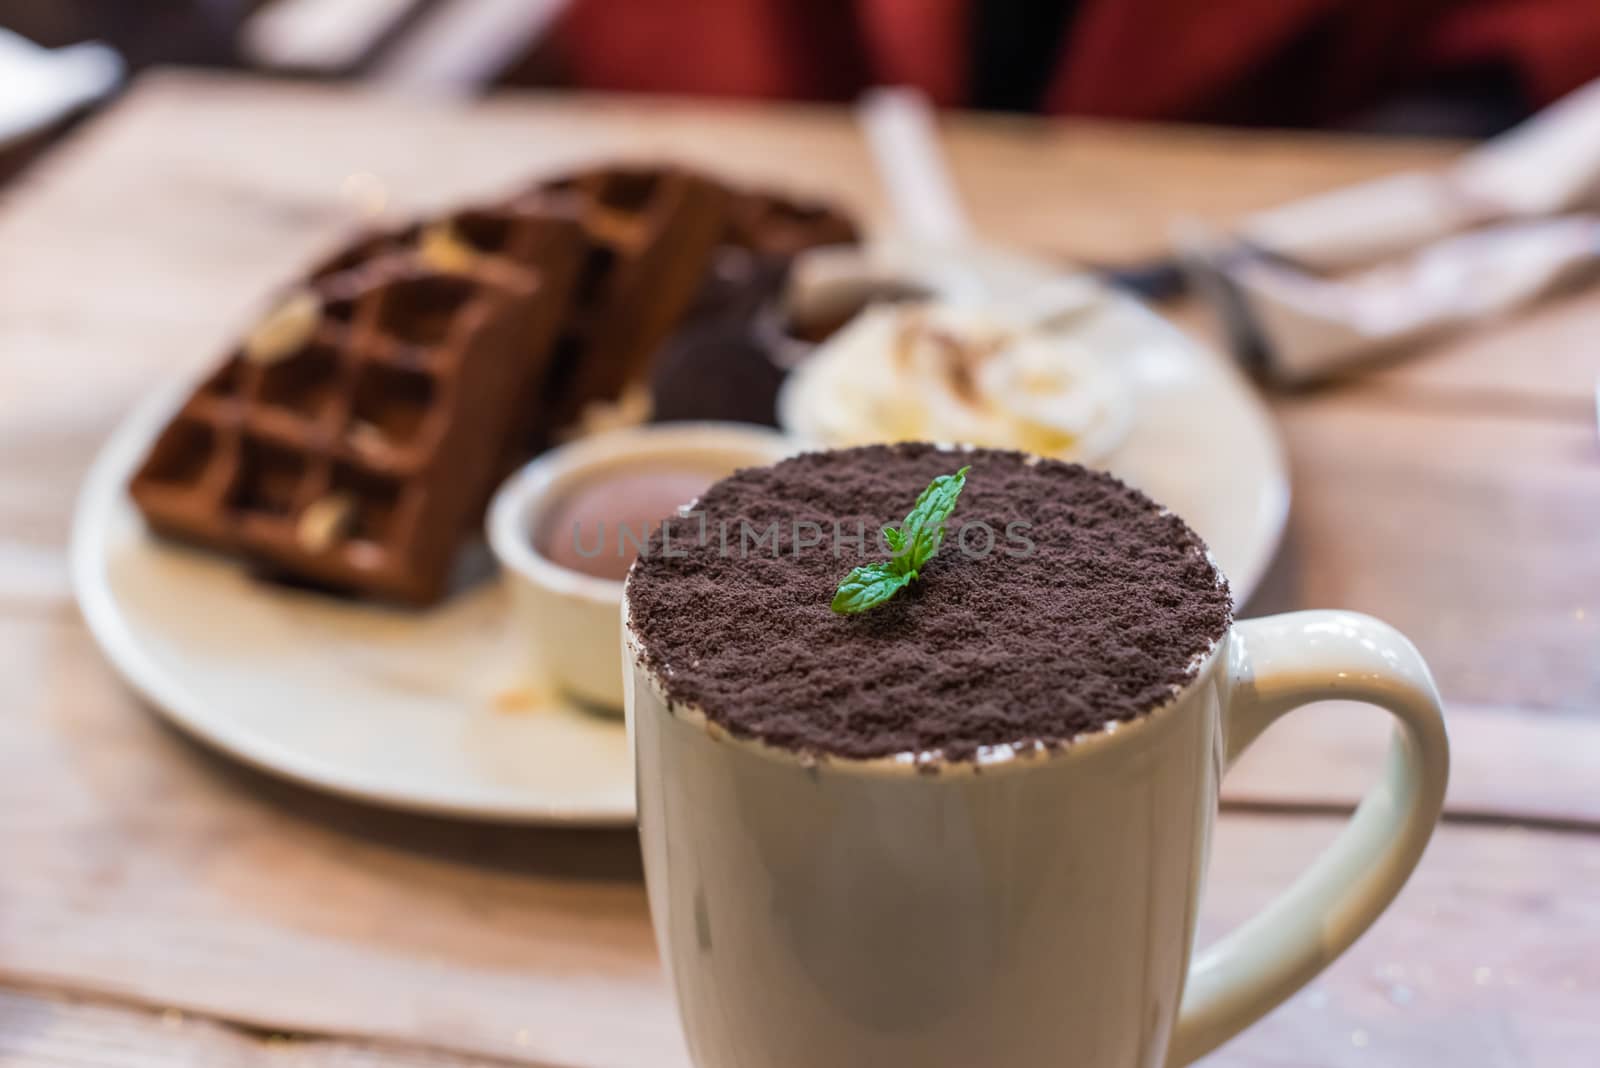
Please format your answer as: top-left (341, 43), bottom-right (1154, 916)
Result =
top-left (900, 465), bottom-right (970, 572)
top-left (830, 562), bottom-right (915, 614)
top-left (831, 465), bottom-right (971, 613)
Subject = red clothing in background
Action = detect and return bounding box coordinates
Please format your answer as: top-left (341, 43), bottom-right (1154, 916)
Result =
top-left (554, 0), bottom-right (1600, 123)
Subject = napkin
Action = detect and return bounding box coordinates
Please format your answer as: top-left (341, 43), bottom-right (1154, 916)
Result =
top-left (1188, 75), bottom-right (1600, 382)
top-left (1193, 217), bottom-right (1600, 382)
top-left (0, 29), bottom-right (122, 147)
top-left (1239, 76), bottom-right (1600, 272)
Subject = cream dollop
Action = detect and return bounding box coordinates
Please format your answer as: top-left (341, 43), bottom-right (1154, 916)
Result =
top-left (782, 296), bottom-right (1133, 461)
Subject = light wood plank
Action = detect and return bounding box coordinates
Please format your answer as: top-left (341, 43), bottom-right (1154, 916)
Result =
top-left (940, 115), bottom-right (1462, 266)
top-left (1223, 700), bottom-right (1600, 827)
top-left (1244, 396), bottom-right (1597, 712)
top-left (1197, 816), bottom-right (1598, 1067)
top-left (0, 987), bottom-right (506, 1068)
top-left (1, 615), bottom-right (1597, 1066)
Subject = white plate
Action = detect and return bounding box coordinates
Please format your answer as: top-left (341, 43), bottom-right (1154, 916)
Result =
top-left (72, 304), bottom-right (1287, 826)
top-left (73, 385), bottom-right (635, 824)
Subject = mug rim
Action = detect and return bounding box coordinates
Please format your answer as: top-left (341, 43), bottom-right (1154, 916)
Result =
top-left (621, 589), bottom-right (1227, 780)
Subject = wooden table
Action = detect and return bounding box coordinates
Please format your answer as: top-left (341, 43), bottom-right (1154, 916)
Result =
top-left (0, 70), bottom-right (1594, 1067)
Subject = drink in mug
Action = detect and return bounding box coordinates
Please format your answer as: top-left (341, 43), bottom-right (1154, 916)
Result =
top-left (623, 444), bottom-right (1448, 1068)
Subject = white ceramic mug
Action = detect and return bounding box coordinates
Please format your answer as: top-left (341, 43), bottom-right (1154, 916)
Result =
top-left (624, 606), bottom-right (1449, 1067)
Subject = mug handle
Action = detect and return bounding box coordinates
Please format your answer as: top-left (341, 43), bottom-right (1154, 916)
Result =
top-left (1168, 610), bottom-right (1451, 1065)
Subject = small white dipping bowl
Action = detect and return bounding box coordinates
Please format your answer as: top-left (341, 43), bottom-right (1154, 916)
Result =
top-left (487, 422), bottom-right (798, 712)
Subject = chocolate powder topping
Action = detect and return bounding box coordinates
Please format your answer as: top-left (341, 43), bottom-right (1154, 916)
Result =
top-left (625, 444), bottom-right (1231, 762)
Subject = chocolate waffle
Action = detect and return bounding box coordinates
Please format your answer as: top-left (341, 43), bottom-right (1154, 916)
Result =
top-left (302, 171), bottom-right (858, 437)
top-left (521, 165), bottom-right (733, 431)
top-left (310, 203), bottom-right (588, 288)
top-left (308, 201), bottom-right (600, 454)
top-left (304, 167), bottom-right (735, 444)
top-left (130, 164), bottom-right (862, 606)
top-left (130, 253), bottom-right (570, 604)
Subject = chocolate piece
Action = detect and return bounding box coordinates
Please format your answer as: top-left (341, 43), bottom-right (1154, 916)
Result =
top-left (626, 444), bottom-right (1232, 761)
top-left (648, 249), bottom-right (792, 425)
top-left (648, 190), bottom-right (860, 425)
top-left (131, 252), bottom-right (571, 604)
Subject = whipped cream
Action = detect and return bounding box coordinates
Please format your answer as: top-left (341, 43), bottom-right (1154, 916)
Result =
top-left (782, 294), bottom-right (1133, 462)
